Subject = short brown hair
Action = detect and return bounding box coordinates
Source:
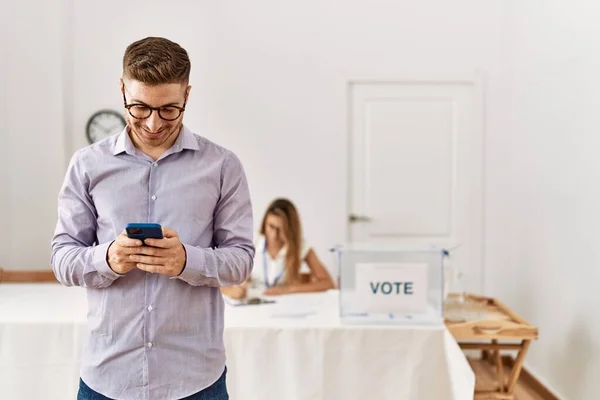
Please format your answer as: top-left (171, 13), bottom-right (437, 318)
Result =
top-left (122, 37), bottom-right (191, 85)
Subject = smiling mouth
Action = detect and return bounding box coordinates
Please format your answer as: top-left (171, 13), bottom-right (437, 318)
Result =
top-left (143, 127), bottom-right (163, 136)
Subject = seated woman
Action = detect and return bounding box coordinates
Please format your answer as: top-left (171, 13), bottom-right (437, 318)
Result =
top-left (221, 198), bottom-right (335, 299)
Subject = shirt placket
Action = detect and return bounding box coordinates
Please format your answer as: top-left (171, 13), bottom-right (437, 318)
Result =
top-left (143, 158), bottom-right (160, 399)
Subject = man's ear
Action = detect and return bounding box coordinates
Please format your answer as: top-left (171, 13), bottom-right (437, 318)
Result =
top-left (119, 77), bottom-right (125, 93)
top-left (185, 85), bottom-right (192, 100)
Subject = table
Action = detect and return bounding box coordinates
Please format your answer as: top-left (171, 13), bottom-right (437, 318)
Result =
top-left (0, 284), bottom-right (475, 400)
top-left (444, 294), bottom-right (539, 399)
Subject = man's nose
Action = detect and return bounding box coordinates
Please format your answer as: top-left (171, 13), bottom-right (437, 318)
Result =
top-left (145, 111), bottom-right (162, 132)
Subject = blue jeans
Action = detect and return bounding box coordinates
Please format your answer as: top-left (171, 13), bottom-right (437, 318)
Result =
top-left (77, 367), bottom-right (228, 400)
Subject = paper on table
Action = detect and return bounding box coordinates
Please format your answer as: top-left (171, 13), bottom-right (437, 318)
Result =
top-left (269, 309), bottom-right (316, 318)
top-left (223, 296), bottom-right (276, 307)
top-left (267, 298), bottom-right (319, 318)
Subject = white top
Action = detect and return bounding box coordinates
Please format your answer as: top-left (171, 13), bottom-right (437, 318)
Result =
top-left (250, 234), bottom-right (311, 289)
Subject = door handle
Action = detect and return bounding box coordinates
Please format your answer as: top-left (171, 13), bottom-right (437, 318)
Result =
top-left (348, 214), bottom-right (372, 223)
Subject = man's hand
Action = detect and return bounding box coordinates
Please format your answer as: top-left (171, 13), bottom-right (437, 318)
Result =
top-left (107, 231), bottom-right (143, 274)
top-left (130, 227), bottom-right (187, 277)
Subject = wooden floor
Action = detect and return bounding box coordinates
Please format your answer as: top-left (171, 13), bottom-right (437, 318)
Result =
top-left (470, 358), bottom-right (551, 400)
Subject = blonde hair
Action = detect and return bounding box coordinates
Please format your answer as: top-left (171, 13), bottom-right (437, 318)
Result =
top-left (260, 198), bottom-right (303, 284)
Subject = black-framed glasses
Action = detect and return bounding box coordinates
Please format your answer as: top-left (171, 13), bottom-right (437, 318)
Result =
top-left (122, 90), bottom-right (187, 121)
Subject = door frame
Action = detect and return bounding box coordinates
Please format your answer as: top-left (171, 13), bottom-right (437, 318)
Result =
top-left (344, 72), bottom-right (486, 292)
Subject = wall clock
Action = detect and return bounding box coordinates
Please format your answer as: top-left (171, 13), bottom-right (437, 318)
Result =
top-left (86, 109), bottom-right (126, 144)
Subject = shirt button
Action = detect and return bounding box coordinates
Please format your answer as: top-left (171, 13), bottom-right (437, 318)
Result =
top-left (147, 305), bottom-right (153, 312)
top-left (147, 342), bottom-right (153, 348)
top-left (153, 162), bottom-right (158, 167)
top-left (151, 195), bottom-right (157, 201)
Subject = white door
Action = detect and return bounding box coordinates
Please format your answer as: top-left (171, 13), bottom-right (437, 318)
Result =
top-left (347, 79), bottom-right (484, 293)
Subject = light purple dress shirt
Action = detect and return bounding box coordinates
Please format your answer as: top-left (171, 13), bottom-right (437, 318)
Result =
top-left (51, 126), bottom-right (254, 400)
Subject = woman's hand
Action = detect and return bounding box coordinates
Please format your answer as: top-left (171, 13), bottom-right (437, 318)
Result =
top-left (263, 285), bottom-right (292, 296)
top-left (221, 285), bottom-right (247, 299)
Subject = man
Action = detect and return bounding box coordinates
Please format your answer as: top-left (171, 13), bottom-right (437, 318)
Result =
top-left (51, 37), bottom-right (254, 400)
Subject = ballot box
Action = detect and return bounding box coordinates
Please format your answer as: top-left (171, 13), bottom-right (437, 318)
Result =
top-left (332, 244), bottom-right (447, 325)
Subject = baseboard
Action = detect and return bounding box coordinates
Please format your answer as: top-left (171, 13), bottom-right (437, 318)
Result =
top-left (502, 356), bottom-right (567, 400)
top-left (0, 268), bottom-right (58, 283)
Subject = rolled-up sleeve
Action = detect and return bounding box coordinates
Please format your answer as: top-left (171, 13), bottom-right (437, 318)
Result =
top-left (50, 151), bottom-right (122, 288)
top-left (177, 151), bottom-right (254, 286)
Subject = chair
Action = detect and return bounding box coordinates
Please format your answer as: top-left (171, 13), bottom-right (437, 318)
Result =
top-left (0, 267), bottom-right (57, 283)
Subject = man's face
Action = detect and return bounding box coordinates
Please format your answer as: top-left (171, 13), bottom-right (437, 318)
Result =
top-left (121, 78), bottom-right (190, 149)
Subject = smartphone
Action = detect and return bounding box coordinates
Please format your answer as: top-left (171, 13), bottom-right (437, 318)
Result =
top-left (125, 223), bottom-right (164, 242)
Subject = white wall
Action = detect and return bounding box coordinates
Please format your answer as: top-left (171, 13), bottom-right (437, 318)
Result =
top-left (1, 1), bottom-right (67, 269)
top-left (65, 0), bottom-right (506, 277)
top-left (0, 4), bottom-right (8, 268)
top-left (483, 1), bottom-right (600, 398)
top-left (6, 1), bottom-right (594, 397)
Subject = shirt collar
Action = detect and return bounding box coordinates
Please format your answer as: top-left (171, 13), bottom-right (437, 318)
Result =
top-left (112, 127), bottom-right (129, 155)
top-left (113, 125), bottom-right (199, 156)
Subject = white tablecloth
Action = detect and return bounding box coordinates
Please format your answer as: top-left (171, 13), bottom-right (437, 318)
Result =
top-left (0, 284), bottom-right (474, 400)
